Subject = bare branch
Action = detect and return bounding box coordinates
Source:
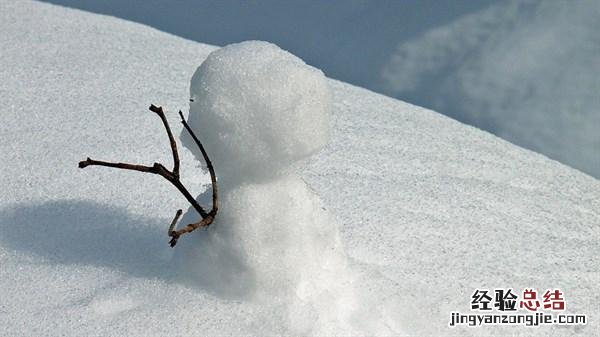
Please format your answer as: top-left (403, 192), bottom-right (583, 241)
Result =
top-left (168, 213), bottom-right (214, 247)
top-left (78, 104), bottom-right (218, 247)
top-left (149, 104), bottom-right (180, 177)
top-left (78, 157), bottom-right (155, 173)
top-left (179, 110), bottom-right (219, 216)
top-left (168, 209), bottom-right (183, 235)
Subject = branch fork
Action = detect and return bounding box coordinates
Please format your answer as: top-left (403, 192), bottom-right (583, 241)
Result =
top-left (78, 104), bottom-right (218, 247)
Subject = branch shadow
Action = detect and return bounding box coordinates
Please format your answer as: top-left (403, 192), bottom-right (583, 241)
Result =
top-left (0, 197), bottom-right (254, 300)
top-left (0, 200), bottom-right (174, 281)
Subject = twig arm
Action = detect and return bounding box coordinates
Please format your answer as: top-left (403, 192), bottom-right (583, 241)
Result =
top-left (170, 179), bottom-right (208, 218)
top-left (78, 157), bottom-right (156, 173)
top-left (178, 110), bottom-right (219, 216)
top-left (168, 209), bottom-right (183, 235)
top-left (79, 158), bottom-right (208, 218)
top-left (78, 104), bottom-right (218, 247)
top-left (168, 214), bottom-right (215, 247)
top-left (149, 104), bottom-right (180, 177)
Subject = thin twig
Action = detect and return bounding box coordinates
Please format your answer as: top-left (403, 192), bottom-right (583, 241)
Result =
top-left (179, 110), bottom-right (219, 216)
top-left (168, 209), bottom-right (183, 235)
top-left (78, 158), bottom-right (156, 173)
top-left (168, 215), bottom-right (213, 247)
top-left (78, 104), bottom-right (218, 247)
top-left (149, 104), bottom-right (180, 177)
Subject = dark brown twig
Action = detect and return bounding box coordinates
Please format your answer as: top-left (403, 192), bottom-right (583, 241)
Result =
top-left (178, 110), bottom-right (218, 217)
top-left (149, 105), bottom-right (180, 177)
top-left (168, 209), bottom-right (183, 235)
top-left (78, 104), bottom-right (218, 247)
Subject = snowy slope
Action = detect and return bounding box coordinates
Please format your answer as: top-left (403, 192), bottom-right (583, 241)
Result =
top-left (382, 0), bottom-right (600, 178)
top-left (0, 1), bottom-right (598, 336)
top-left (39, 0), bottom-right (600, 180)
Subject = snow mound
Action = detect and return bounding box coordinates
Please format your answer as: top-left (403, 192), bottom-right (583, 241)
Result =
top-left (183, 41), bottom-right (331, 184)
top-left (173, 176), bottom-right (362, 334)
top-left (175, 176), bottom-right (344, 297)
top-left (175, 42), bottom-right (387, 335)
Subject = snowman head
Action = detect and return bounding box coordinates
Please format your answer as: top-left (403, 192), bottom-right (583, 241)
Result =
top-left (182, 41), bottom-right (331, 185)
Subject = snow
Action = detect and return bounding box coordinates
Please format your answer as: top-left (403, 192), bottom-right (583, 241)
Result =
top-left (184, 41), bottom-right (330, 184)
top-left (37, 0), bottom-right (598, 180)
top-left (381, 0), bottom-right (600, 178)
top-left (173, 176), bottom-right (362, 335)
top-left (0, 1), bottom-right (599, 336)
top-left (177, 42), bottom-right (361, 334)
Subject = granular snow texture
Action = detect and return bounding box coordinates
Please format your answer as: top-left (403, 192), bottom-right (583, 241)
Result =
top-left (184, 41), bottom-right (331, 185)
top-left (0, 1), bottom-right (598, 336)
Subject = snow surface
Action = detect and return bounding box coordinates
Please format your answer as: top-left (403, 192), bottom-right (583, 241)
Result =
top-left (37, 0), bottom-right (600, 180)
top-left (382, 0), bottom-right (600, 178)
top-left (0, 1), bottom-right (599, 336)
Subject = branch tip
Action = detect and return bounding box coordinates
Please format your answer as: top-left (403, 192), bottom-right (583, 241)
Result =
top-left (149, 104), bottom-right (162, 114)
top-left (168, 209), bottom-right (183, 236)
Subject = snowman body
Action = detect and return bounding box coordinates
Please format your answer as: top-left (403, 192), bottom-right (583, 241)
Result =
top-left (173, 41), bottom-right (363, 334)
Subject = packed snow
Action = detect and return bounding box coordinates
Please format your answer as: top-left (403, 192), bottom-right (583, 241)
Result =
top-left (175, 41), bottom-right (374, 334)
top-left (183, 41), bottom-right (330, 184)
top-left (0, 1), bottom-right (598, 336)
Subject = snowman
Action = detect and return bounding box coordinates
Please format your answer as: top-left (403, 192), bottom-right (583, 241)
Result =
top-left (171, 41), bottom-right (362, 334)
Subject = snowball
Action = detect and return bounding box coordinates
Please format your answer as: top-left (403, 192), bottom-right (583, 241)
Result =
top-left (181, 41), bottom-right (331, 184)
